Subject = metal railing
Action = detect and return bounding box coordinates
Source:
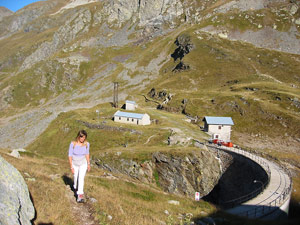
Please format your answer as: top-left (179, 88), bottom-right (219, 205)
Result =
top-left (238, 174), bottom-right (292, 218)
top-left (207, 144), bottom-right (271, 208)
top-left (216, 145), bottom-right (292, 218)
top-left (194, 140), bottom-right (293, 218)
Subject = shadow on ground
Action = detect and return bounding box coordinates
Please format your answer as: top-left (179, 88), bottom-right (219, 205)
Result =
top-left (62, 174), bottom-right (77, 198)
top-left (193, 204), bottom-right (298, 225)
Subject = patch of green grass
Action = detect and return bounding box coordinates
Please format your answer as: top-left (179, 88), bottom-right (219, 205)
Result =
top-left (27, 104), bottom-right (176, 158)
top-left (125, 190), bottom-right (156, 201)
top-left (153, 169), bottom-right (161, 187)
top-left (91, 177), bottom-right (111, 189)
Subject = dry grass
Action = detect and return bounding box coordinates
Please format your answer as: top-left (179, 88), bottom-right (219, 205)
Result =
top-left (0, 149), bottom-right (76, 225)
top-left (84, 171), bottom-right (215, 225)
top-left (0, 147), bottom-right (217, 225)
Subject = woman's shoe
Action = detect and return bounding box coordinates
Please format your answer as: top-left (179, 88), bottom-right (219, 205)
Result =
top-left (77, 194), bottom-right (84, 203)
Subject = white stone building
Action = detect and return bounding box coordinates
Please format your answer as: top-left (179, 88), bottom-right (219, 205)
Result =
top-left (125, 100), bottom-right (137, 111)
top-left (203, 116), bottom-right (234, 143)
top-left (114, 110), bottom-right (150, 125)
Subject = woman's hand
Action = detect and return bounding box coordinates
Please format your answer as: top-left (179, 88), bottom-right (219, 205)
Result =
top-left (87, 164), bottom-right (91, 172)
top-left (71, 167), bottom-right (74, 174)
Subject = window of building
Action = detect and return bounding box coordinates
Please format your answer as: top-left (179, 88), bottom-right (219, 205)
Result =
top-left (119, 117), bottom-right (121, 120)
top-left (218, 125), bottom-right (222, 130)
top-left (132, 118), bottom-right (134, 122)
top-left (127, 118), bottom-right (129, 121)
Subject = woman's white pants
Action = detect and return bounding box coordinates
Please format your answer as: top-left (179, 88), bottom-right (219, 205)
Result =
top-left (73, 163), bottom-right (87, 195)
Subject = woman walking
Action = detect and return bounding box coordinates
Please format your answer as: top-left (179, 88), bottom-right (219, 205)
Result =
top-left (68, 130), bottom-right (91, 203)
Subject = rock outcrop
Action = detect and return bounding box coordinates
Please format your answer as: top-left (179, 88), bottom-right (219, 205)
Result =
top-left (171, 34), bottom-right (194, 62)
top-left (152, 151), bottom-right (222, 197)
top-left (105, 0), bottom-right (184, 26)
top-left (0, 156), bottom-right (35, 225)
top-left (95, 149), bottom-right (224, 198)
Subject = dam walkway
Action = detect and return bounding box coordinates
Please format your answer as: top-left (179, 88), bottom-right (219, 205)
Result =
top-left (208, 145), bottom-right (292, 219)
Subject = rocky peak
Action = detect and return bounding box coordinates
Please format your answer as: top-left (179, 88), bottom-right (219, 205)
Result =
top-left (105, 0), bottom-right (185, 27)
top-left (0, 7), bottom-right (13, 22)
top-left (0, 0), bottom-right (59, 39)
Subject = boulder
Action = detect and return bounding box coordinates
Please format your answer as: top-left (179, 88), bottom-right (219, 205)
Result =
top-left (0, 156), bottom-right (35, 225)
top-left (9, 148), bottom-right (27, 158)
top-left (290, 4), bottom-right (299, 15)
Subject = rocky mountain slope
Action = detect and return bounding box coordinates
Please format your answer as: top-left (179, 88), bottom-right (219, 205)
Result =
top-left (0, 0), bottom-right (299, 150)
top-left (0, 0), bottom-right (300, 223)
top-left (0, 0), bottom-right (299, 167)
top-left (0, 7), bottom-right (13, 21)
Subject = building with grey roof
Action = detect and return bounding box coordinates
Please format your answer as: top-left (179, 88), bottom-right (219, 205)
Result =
top-left (125, 100), bottom-right (138, 111)
top-left (114, 110), bottom-right (150, 125)
top-left (203, 116), bottom-right (234, 143)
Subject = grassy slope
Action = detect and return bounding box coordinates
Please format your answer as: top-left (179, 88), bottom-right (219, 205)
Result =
top-left (1, 1), bottom-right (300, 223)
top-left (2, 101), bottom-right (299, 224)
top-left (1, 147), bottom-right (218, 225)
top-left (6, 23), bottom-right (300, 224)
top-left (144, 24), bottom-right (300, 145)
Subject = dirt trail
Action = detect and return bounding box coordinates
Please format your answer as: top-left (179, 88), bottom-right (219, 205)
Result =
top-left (64, 184), bottom-right (98, 225)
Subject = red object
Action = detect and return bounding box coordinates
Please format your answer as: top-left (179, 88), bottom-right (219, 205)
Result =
top-left (227, 142), bottom-right (233, 147)
top-left (222, 142), bottom-right (233, 147)
top-left (213, 139), bottom-right (223, 145)
top-left (213, 139), bottom-right (233, 147)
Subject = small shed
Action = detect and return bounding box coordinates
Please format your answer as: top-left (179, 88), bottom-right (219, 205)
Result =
top-left (125, 100), bottom-right (137, 111)
top-left (114, 110), bottom-right (150, 125)
top-left (203, 116), bottom-right (234, 143)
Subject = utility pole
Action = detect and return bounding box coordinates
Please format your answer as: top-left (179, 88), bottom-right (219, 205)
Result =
top-left (113, 82), bottom-right (118, 108)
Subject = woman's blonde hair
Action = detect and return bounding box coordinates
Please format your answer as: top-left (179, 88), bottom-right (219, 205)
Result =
top-left (74, 130), bottom-right (88, 146)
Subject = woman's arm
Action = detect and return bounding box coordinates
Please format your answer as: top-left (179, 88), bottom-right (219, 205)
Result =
top-left (68, 142), bottom-right (74, 174)
top-left (69, 156), bottom-right (74, 174)
top-left (85, 154), bottom-right (90, 172)
top-left (85, 142), bottom-right (90, 171)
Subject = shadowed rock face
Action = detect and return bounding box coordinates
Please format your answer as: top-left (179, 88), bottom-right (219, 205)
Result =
top-left (0, 156), bottom-right (35, 225)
